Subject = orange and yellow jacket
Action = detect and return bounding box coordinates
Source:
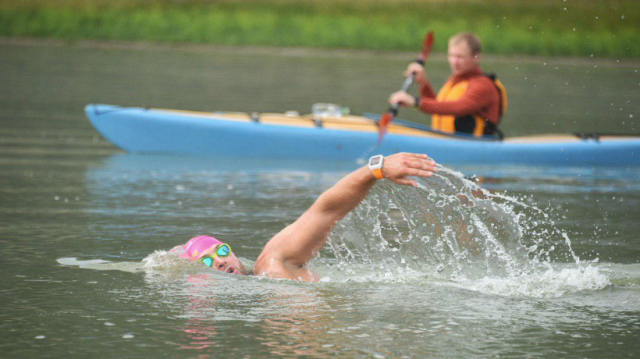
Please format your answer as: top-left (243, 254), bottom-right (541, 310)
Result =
top-left (417, 67), bottom-right (502, 136)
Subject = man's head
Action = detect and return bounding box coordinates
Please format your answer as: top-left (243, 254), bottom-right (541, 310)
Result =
top-left (181, 235), bottom-right (248, 275)
top-left (447, 32), bottom-right (482, 76)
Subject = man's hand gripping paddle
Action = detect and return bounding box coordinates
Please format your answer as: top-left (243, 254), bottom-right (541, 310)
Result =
top-left (378, 31), bottom-right (434, 144)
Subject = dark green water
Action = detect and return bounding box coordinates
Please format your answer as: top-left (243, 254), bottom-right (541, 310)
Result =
top-left (0, 42), bottom-right (638, 358)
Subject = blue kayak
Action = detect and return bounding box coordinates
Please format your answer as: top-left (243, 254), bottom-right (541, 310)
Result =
top-left (85, 104), bottom-right (639, 167)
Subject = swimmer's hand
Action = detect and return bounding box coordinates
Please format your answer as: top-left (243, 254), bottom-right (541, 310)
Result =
top-left (381, 153), bottom-right (437, 187)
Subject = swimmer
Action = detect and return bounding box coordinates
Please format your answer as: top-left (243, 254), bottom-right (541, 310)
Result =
top-left (172, 153), bottom-right (438, 281)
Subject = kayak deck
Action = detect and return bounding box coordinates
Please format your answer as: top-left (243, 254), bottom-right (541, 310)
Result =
top-left (156, 108), bottom-right (637, 144)
top-left (159, 108), bottom-right (443, 138)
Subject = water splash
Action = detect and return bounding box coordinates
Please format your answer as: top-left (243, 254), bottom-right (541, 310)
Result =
top-left (321, 166), bottom-right (610, 297)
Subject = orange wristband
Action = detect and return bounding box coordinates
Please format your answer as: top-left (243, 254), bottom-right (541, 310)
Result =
top-left (368, 155), bottom-right (384, 179)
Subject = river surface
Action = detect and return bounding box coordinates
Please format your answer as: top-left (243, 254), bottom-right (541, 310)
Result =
top-left (0, 41), bottom-right (638, 358)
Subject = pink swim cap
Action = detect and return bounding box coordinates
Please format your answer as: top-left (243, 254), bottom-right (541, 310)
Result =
top-left (180, 235), bottom-right (224, 260)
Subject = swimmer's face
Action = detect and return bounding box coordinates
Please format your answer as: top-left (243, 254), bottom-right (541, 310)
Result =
top-left (200, 244), bottom-right (248, 275)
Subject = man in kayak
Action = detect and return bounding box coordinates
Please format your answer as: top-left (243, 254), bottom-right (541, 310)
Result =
top-left (173, 153), bottom-right (438, 281)
top-left (389, 32), bottom-right (502, 137)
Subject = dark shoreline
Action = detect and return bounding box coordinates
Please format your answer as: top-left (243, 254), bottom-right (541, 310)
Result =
top-left (2, 36), bottom-right (638, 68)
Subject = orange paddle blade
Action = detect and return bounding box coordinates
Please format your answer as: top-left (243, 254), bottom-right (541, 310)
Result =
top-left (378, 112), bottom-right (394, 144)
top-left (420, 31), bottom-right (435, 62)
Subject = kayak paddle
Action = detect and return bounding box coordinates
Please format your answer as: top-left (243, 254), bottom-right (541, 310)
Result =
top-left (417, 31), bottom-right (435, 65)
top-left (378, 31), bottom-right (435, 144)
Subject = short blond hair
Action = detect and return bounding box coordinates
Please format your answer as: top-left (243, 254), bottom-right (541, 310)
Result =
top-left (449, 32), bottom-right (482, 55)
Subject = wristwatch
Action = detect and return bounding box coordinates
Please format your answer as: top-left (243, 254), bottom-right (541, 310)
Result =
top-left (368, 155), bottom-right (384, 179)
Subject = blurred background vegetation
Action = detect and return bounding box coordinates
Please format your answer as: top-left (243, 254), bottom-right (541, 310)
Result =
top-left (0, 0), bottom-right (637, 58)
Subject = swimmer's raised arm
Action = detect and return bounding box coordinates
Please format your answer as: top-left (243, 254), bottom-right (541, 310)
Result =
top-left (254, 153), bottom-right (437, 280)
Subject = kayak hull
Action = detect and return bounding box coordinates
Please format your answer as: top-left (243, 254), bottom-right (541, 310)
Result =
top-left (85, 104), bottom-right (639, 167)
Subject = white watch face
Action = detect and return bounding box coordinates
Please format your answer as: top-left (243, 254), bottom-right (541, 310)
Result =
top-left (369, 155), bottom-right (383, 169)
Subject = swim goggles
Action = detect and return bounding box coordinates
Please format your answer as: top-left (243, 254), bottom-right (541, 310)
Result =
top-left (200, 243), bottom-right (232, 267)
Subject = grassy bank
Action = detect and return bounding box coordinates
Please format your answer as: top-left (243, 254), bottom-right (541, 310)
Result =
top-left (0, 0), bottom-right (637, 58)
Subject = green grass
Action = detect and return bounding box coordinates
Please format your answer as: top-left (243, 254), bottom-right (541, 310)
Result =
top-left (1, 0), bottom-right (638, 58)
